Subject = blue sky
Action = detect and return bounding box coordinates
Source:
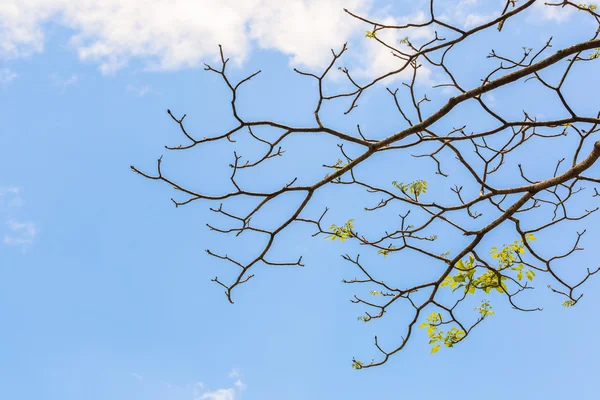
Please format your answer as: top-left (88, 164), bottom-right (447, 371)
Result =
top-left (1, 1), bottom-right (599, 399)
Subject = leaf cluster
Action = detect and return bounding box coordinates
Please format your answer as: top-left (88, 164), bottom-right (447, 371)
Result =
top-left (392, 179), bottom-right (428, 199)
top-left (324, 219), bottom-right (355, 242)
top-left (418, 312), bottom-right (466, 354)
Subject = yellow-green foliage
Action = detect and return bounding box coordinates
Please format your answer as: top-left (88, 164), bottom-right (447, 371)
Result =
top-left (578, 3), bottom-right (598, 11)
top-left (392, 180), bottom-right (428, 199)
top-left (324, 219), bottom-right (354, 242)
top-left (441, 234), bottom-right (537, 295)
top-left (325, 187), bottom-right (550, 358)
top-left (418, 312), bottom-right (466, 354)
top-left (324, 158), bottom-right (349, 178)
top-left (377, 244), bottom-right (397, 257)
top-left (421, 235), bottom-right (538, 353)
top-left (475, 300), bottom-right (495, 317)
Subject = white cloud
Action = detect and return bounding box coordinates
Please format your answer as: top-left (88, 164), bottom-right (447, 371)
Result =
top-left (464, 12), bottom-right (494, 28)
top-left (0, 0), bottom-right (375, 74)
top-left (0, 67), bottom-right (17, 84)
top-left (125, 370), bottom-right (244, 400)
top-left (0, 0), bottom-right (581, 85)
top-left (0, 0), bottom-right (59, 59)
top-left (199, 388), bottom-right (235, 400)
top-left (8, 0), bottom-right (549, 86)
top-left (454, 0), bottom-right (576, 27)
top-left (247, 0), bottom-right (372, 71)
top-left (3, 219), bottom-right (38, 247)
top-left (437, 0), bottom-right (495, 29)
top-left (349, 10), bottom-right (434, 83)
top-left (528, 1), bottom-right (575, 23)
top-left (196, 370), bottom-right (245, 400)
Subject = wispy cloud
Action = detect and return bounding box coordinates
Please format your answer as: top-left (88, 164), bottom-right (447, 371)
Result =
top-left (464, 12), bottom-right (494, 28)
top-left (50, 73), bottom-right (80, 92)
top-left (126, 84), bottom-right (151, 97)
top-left (131, 373), bottom-right (143, 381)
top-left (196, 369), bottom-right (246, 400)
top-left (228, 369), bottom-right (240, 379)
top-left (438, 0), bottom-right (495, 29)
top-left (127, 369), bottom-right (244, 400)
top-left (0, 185), bottom-right (21, 197)
top-left (0, 185), bottom-right (23, 208)
top-left (0, 68), bottom-right (18, 85)
top-left (199, 388), bottom-right (236, 400)
top-left (62, 74), bottom-right (79, 86)
top-left (3, 219), bottom-right (38, 247)
top-left (0, 67), bottom-right (17, 84)
top-left (364, 12), bottom-right (433, 81)
top-left (1, 186), bottom-right (38, 251)
top-left (484, 93), bottom-right (496, 108)
top-left (528, 1), bottom-right (575, 23)
top-left (233, 379), bottom-right (246, 391)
